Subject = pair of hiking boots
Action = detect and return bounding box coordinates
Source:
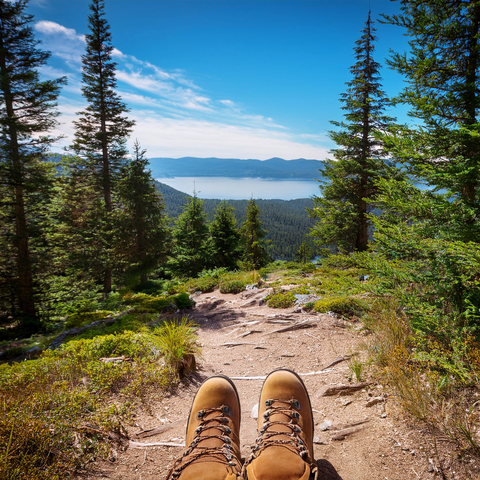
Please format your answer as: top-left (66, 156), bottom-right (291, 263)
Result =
top-left (165, 369), bottom-right (317, 480)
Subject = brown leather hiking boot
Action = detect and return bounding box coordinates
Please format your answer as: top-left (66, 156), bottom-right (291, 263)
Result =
top-left (165, 375), bottom-right (242, 480)
top-left (242, 369), bottom-right (317, 480)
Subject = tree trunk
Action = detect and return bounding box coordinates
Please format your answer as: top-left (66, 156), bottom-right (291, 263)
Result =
top-left (0, 38), bottom-right (38, 325)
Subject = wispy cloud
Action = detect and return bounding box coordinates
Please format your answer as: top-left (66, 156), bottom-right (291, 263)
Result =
top-left (36, 20), bottom-right (329, 159)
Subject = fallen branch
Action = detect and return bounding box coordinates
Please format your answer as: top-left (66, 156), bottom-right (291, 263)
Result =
top-left (100, 356), bottom-right (132, 363)
top-left (230, 369), bottom-right (333, 381)
top-left (133, 420), bottom-right (183, 439)
top-left (129, 440), bottom-right (185, 448)
top-left (220, 342), bottom-right (257, 348)
top-left (236, 330), bottom-right (262, 338)
top-left (263, 319), bottom-right (317, 335)
top-left (321, 355), bottom-right (351, 370)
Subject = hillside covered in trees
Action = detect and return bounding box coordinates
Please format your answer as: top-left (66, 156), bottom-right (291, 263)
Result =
top-left (155, 181), bottom-right (315, 261)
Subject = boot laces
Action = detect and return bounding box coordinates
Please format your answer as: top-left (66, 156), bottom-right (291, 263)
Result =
top-left (166, 405), bottom-right (239, 480)
top-left (244, 398), bottom-right (309, 468)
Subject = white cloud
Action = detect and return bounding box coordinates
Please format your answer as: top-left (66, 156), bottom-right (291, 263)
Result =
top-left (219, 99), bottom-right (235, 107)
top-left (127, 113), bottom-right (329, 159)
top-left (35, 21), bottom-right (85, 43)
top-left (36, 21), bottom-right (331, 161)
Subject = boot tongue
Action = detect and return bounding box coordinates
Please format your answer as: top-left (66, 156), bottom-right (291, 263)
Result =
top-left (197, 412), bottom-right (227, 448)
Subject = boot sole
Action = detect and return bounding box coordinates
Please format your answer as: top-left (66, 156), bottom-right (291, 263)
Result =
top-left (185, 374), bottom-right (241, 438)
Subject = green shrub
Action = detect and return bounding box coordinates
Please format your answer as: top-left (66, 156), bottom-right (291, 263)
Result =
top-left (155, 317), bottom-right (200, 372)
top-left (268, 291), bottom-right (296, 308)
top-left (300, 263), bottom-right (317, 274)
top-left (174, 292), bottom-right (195, 309)
top-left (314, 296), bottom-right (368, 318)
top-left (65, 310), bottom-right (113, 329)
top-left (220, 280), bottom-right (246, 294)
top-left (141, 297), bottom-right (174, 313)
top-left (189, 276), bottom-right (218, 293)
top-left (291, 285), bottom-right (311, 295)
top-left (122, 292), bottom-right (150, 305)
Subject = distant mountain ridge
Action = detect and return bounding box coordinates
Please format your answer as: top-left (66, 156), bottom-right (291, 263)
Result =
top-left (149, 157), bottom-right (325, 180)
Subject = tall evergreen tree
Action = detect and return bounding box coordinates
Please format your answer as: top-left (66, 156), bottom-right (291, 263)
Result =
top-left (116, 141), bottom-right (170, 286)
top-left (240, 199), bottom-right (270, 269)
top-left (381, 0), bottom-right (480, 241)
top-left (170, 193), bottom-right (210, 278)
top-left (309, 12), bottom-right (399, 253)
top-left (71, 0), bottom-right (134, 293)
top-left (209, 200), bottom-right (241, 270)
top-left (0, 0), bottom-right (65, 330)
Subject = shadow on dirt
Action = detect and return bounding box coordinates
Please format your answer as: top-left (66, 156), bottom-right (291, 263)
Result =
top-left (316, 459), bottom-right (344, 480)
top-left (186, 307), bottom-right (249, 331)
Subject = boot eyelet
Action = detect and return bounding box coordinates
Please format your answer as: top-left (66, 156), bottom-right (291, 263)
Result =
top-left (292, 411), bottom-right (299, 419)
top-left (222, 406), bottom-right (231, 415)
top-left (223, 436), bottom-right (231, 444)
top-left (224, 444), bottom-right (233, 451)
top-left (197, 410), bottom-right (204, 419)
top-left (195, 426), bottom-right (202, 434)
top-left (265, 399), bottom-right (273, 406)
top-left (229, 461), bottom-right (236, 467)
top-left (292, 399), bottom-right (301, 409)
top-left (223, 426), bottom-right (231, 434)
top-left (263, 410), bottom-right (270, 419)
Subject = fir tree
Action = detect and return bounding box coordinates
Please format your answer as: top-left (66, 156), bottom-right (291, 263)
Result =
top-left (71, 0), bottom-right (134, 293)
top-left (0, 0), bottom-right (65, 330)
top-left (209, 200), bottom-right (241, 270)
top-left (170, 193), bottom-right (210, 278)
top-left (240, 199), bottom-right (270, 269)
top-left (116, 141), bottom-right (170, 287)
top-left (310, 12), bottom-right (399, 253)
top-left (295, 242), bottom-right (312, 264)
top-left (381, 0), bottom-right (480, 241)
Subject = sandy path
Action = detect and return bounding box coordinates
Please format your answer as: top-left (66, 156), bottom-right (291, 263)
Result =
top-left (78, 288), bottom-right (471, 480)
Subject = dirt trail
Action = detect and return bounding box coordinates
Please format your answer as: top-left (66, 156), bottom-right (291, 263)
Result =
top-left (80, 287), bottom-right (468, 480)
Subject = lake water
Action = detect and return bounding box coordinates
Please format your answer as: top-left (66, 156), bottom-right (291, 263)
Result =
top-left (156, 177), bottom-right (320, 200)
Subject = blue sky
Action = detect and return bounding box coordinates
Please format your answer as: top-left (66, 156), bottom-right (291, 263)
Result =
top-left (28, 0), bottom-right (410, 160)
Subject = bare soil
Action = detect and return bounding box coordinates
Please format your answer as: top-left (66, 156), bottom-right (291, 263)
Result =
top-left (77, 286), bottom-right (479, 480)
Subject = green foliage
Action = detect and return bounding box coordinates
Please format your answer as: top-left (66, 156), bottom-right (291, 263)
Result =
top-left (219, 280), bottom-right (246, 294)
top-left (65, 310), bottom-right (113, 329)
top-left (209, 201), bottom-right (241, 269)
top-left (0, 326), bottom-right (181, 479)
top-left (170, 194), bottom-right (210, 278)
top-left (268, 291), bottom-right (296, 309)
top-left (141, 297), bottom-right (174, 313)
top-left (240, 199), bottom-right (271, 269)
top-left (0, 0), bottom-right (66, 331)
top-left (155, 318), bottom-right (200, 373)
top-left (156, 181), bottom-right (315, 262)
top-left (173, 292), bottom-right (195, 309)
top-left (309, 13), bottom-right (400, 253)
top-left (314, 296), bottom-right (368, 318)
top-left (115, 141), bottom-right (170, 287)
top-left (295, 242), bottom-right (312, 263)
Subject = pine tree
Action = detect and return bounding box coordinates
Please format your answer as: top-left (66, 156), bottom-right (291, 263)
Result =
top-left (71, 0), bottom-right (134, 293)
top-left (381, 0), bottom-right (480, 241)
top-left (309, 12), bottom-right (399, 253)
top-left (209, 200), bottom-right (241, 270)
top-left (295, 242), bottom-right (312, 264)
top-left (0, 0), bottom-right (65, 330)
top-left (170, 193), bottom-right (210, 278)
top-left (116, 141), bottom-right (170, 287)
top-left (240, 199), bottom-right (270, 269)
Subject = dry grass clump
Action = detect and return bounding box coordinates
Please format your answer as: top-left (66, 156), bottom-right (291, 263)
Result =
top-left (366, 298), bottom-right (480, 457)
